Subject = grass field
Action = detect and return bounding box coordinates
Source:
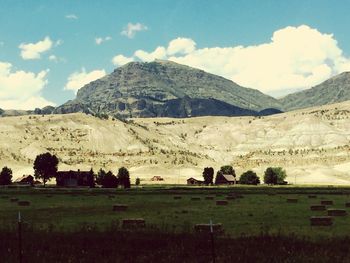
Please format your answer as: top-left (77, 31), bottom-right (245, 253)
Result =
top-left (1, 186), bottom-right (350, 238)
top-left (2, 186), bottom-right (350, 262)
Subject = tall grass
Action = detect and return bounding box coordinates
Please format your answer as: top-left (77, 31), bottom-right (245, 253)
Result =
top-left (1, 224), bottom-right (350, 262)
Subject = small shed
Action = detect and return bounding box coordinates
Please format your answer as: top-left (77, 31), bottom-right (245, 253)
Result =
top-left (187, 177), bottom-right (204, 186)
top-left (14, 175), bottom-right (34, 185)
top-left (215, 173), bottom-right (236, 185)
top-left (151, 176), bottom-right (164, 181)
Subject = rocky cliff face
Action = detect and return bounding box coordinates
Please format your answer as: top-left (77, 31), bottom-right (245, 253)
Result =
top-left (55, 60), bottom-right (282, 118)
top-left (279, 72), bottom-right (350, 111)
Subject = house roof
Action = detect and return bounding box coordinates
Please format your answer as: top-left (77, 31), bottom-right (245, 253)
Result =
top-left (187, 177), bottom-right (204, 182)
top-left (222, 174), bottom-right (236, 182)
top-left (14, 175), bottom-right (33, 183)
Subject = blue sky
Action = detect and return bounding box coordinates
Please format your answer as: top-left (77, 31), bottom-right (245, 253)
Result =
top-left (1, 0), bottom-right (350, 109)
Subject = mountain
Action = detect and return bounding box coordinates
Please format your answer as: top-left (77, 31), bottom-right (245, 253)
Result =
top-left (280, 72), bottom-right (350, 111)
top-left (55, 60), bottom-right (282, 118)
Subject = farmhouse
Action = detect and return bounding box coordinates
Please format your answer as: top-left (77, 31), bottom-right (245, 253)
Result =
top-left (187, 177), bottom-right (204, 186)
top-left (14, 175), bottom-right (34, 185)
top-left (56, 170), bottom-right (94, 187)
top-left (215, 173), bottom-right (236, 185)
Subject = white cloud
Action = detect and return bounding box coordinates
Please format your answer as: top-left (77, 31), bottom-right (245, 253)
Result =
top-left (112, 55), bottom-right (134, 66)
top-left (55, 39), bottom-right (63, 46)
top-left (0, 62), bottom-right (55, 110)
top-left (95, 36), bottom-right (112, 45)
top-left (0, 42), bottom-right (4, 47)
top-left (65, 68), bottom-right (106, 94)
top-left (65, 14), bottom-right (78, 20)
top-left (121, 23), bottom-right (148, 39)
top-left (111, 25), bottom-right (350, 96)
top-left (167, 38), bottom-right (196, 55)
top-left (19, 36), bottom-right (53, 60)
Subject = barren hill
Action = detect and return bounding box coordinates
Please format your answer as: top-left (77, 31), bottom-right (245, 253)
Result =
top-left (280, 72), bottom-right (350, 111)
top-left (2, 101), bottom-right (350, 184)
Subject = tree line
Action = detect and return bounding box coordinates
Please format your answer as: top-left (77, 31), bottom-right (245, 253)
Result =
top-left (202, 165), bottom-right (287, 185)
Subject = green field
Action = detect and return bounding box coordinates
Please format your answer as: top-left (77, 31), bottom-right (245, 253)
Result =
top-left (2, 186), bottom-right (350, 262)
top-left (1, 186), bottom-right (350, 238)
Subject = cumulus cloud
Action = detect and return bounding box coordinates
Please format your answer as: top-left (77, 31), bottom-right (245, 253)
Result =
top-left (65, 68), bottom-right (106, 94)
top-left (167, 38), bottom-right (196, 56)
top-left (95, 36), bottom-right (112, 45)
top-left (111, 25), bottom-right (350, 96)
top-left (112, 55), bottom-right (134, 66)
top-left (121, 23), bottom-right (148, 39)
top-left (65, 14), bottom-right (78, 20)
top-left (19, 36), bottom-right (53, 60)
top-left (0, 62), bottom-right (55, 110)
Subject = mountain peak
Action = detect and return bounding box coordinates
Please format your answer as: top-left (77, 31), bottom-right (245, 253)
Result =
top-left (56, 61), bottom-right (281, 117)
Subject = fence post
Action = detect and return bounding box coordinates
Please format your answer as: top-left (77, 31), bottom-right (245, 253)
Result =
top-left (18, 211), bottom-right (22, 263)
top-left (210, 220), bottom-right (216, 263)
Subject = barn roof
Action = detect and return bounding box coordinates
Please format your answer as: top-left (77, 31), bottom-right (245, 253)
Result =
top-left (222, 174), bottom-right (236, 182)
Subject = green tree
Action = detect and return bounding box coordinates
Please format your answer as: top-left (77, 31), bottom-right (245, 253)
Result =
top-left (135, 177), bottom-right (140, 186)
top-left (118, 167), bottom-right (130, 189)
top-left (87, 168), bottom-right (95, 188)
top-left (202, 167), bottom-right (214, 185)
top-left (239, 170), bottom-right (260, 185)
top-left (0, 166), bottom-right (12, 185)
top-left (263, 167), bottom-right (287, 185)
top-left (33, 152), bottom-right (59, 187)
top-left (102, 171), bottom-right (118, 188)
top-left (96, 168), bottom-right (107, 185)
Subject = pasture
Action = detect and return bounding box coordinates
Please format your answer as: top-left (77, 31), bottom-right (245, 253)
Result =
top-left (2, 186), bottom-right (350, 262)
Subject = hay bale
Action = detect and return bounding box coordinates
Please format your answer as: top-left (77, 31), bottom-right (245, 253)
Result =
top-left (194, 223), bottom-right (223, 233)
top-left (327, 209), bottom-right (347, 216)
top-left (173, 196), bottom-right (182, 200)
top-left (345, 202), bottom-right (350, 208)
top-left (10, 198), bottom-right (18, 202)
top-left (113, 204), bottom-right (128, 211)
top-left (321, 200), bottom-right (333, 205)
top-left (308, 195), bottom-right (317, 199)
top-left (191, 197), bottom-right (201, 201)
top-left (18, 200), bottom-right (30, 206)
top-left (310, 216), bottom-right (333, 226)
top-left (310, 205), bottom-right (326, 211)
top-left (216, 200), bottom-right (228, 206)
top-left (122, 218), bottom-right (145, 229)
top-left (287, 198), bottom-right (298, 203)
top-left (205, 196), bottom-right (214, 200)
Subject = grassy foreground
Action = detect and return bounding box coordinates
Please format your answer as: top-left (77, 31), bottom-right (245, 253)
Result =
top-left (1, 186), bottom-right (350, 262)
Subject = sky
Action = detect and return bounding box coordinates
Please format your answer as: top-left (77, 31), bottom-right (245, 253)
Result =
top-left (1, 0), bottom-right (350, 110)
